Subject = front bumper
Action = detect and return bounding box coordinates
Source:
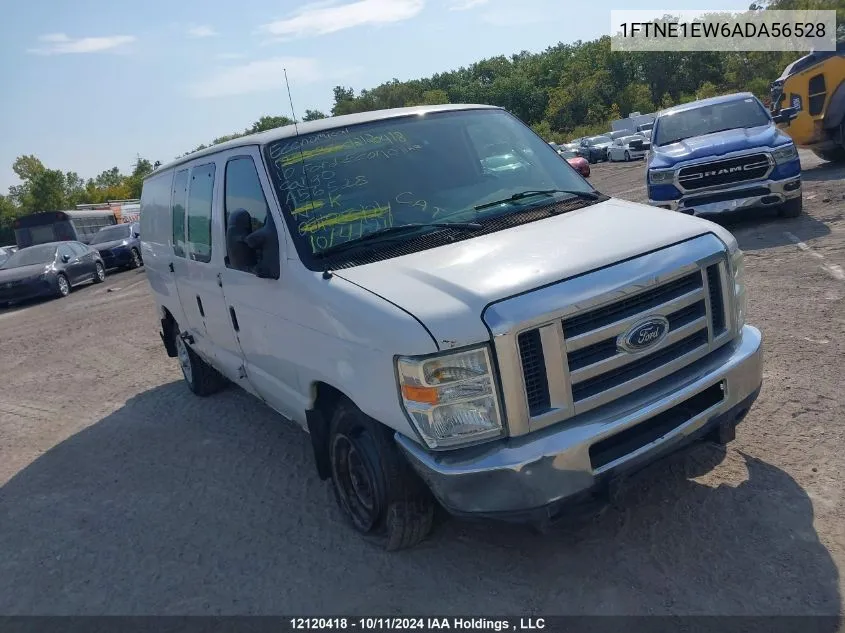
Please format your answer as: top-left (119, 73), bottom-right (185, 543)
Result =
top-left (650, 177), bottom-right (801, 215)
top-left (396, 325), bottom-right (763, 521)
top-left (0, 278), bottom-right (55, 304)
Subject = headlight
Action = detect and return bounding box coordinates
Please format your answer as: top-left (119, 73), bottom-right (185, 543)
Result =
top-left (771, 143), bottom-right (797, 164)
top-left (648, 168), bottom-right (674, 184)
top-left (730, 243), bottom-right (747, 330)
top-left (397, 346), bottom-right (503, 449)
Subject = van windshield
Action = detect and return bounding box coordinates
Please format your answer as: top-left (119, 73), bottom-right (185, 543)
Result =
top-left (263, 109), bottom-right (595, 265)
top-left (654, 98), bottom-right (770, 146)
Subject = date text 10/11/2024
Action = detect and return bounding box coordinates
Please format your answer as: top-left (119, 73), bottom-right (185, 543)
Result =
top-left (289, 618), bottom-right (547, 631)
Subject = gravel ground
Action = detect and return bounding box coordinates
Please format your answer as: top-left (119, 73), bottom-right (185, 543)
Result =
top-left (0, 151), bottom-right (843, 618)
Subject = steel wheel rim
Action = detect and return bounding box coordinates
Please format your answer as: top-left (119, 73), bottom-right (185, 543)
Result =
top-left (175, 336), bottom-right (193, 386)
top-left (58, 276), bottom-right (69, 295)
top-left (332, 432), bottom-right (379, 531)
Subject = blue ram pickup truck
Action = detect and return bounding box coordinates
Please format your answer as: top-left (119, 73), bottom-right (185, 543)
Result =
top-left (647, 92), bottom-right (803, 218)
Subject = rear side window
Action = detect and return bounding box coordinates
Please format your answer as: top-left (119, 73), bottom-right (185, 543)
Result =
top-left (171, 169), bottom-right (189, 257)
top-left (186, 163), bottom-right (216, 263)
top-left (141, 170), bottom-right (174, 245)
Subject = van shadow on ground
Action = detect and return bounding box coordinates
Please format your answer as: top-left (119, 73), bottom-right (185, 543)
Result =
top-left (0, 381), bottom-right (840, 618)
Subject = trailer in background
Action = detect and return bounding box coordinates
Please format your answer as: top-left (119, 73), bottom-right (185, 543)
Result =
top-left (76, 199), bottom-right (141, 224)
top-left (612, 111), bottom-right (656, 134)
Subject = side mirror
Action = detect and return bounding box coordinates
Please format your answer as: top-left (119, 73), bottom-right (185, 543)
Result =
top-left (61, 254), bottom-right (70, 263)
top-left (773, 107), bottom-right (798, 124)
top-left (133, 232), bottom-right (140, 239)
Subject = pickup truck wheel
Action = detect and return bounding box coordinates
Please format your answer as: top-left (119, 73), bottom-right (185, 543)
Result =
top-left (173, 330), bottom-right (227, 397)
top-left (329, 401), bottom-right (434, 550)
top-left (780, 196), bottom-right (803, 218)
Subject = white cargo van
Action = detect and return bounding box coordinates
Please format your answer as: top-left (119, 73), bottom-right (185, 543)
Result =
top-left (140, 104), bottom-right (763, 550)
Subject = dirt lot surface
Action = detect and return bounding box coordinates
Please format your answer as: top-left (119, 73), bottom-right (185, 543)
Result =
top-left (1, 151), bottom-right (843, 617)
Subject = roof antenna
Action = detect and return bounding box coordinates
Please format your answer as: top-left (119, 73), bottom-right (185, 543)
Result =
top-left (284, 67), bottom-right (331, 280)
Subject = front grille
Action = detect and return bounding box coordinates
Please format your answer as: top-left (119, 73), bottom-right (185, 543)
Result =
top-left (707, 264), bottom-right (726, 335)
top-left (678, 153), bottom-right (771, 191)
top-left (562, 272), bottom-right (701, 339)
top-left (518, 330), bottom-right (550, 416)
top-left (514, 252), bottom-right (731, 421)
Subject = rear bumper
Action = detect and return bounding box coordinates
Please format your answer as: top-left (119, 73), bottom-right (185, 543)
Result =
top-left (396, 325), bottom-right (763, 521)
top-left (650, 177), bottom-right (801, 215)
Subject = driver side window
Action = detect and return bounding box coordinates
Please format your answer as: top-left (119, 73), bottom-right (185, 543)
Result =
top-left (57, 244), bottom-right (74, 261)
top-left (224, 156), bottom-right (279, 279)
top-left (69, 242), bottom-right (88, 256)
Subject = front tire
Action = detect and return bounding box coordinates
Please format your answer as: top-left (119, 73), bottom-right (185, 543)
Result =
top-left (173, 329), bottom-right (227, 396)
top-left (624, 150), bottom-right (631, 161)
top-left (55, 274), bottom-right (70, 298)
top-left (93, 262), bottom-right (105, 283)
top-left (328, 400), bottom-right (434, 550)
top-left (780, 195), bottom-right (803, 218)
top-left (129, 248), bottom-right (142, 269)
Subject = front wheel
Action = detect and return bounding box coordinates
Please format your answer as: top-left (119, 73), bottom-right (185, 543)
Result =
top-left (329, 400), bottom-right (434, 550)
top-left (129, 248), bottom-right (142, 269)
top-left (780, 195), bottom-right (803, 218)
top-left (93, 262), bottom-right (105, 283)
top-left (624, 151), bottom-right (631, 161)
top-left (55, 274), bottom-right (70, 298)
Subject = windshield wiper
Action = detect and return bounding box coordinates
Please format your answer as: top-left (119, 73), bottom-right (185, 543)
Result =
top-left (313, 222), bottom-right (483, 258)
top-left (474, 189), bottom-right (598, 211)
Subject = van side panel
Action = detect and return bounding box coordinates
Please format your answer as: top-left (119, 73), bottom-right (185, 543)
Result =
top-left (140, 169), bottom-right (186, 327)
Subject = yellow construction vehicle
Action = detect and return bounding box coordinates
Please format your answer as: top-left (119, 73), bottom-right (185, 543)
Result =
top-left (770, 42), bottom-right (845, 162)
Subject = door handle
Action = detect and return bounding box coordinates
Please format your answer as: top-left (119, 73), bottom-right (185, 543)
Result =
top-left (229, 306), bottom-right (240, 332)
top-left (168, 262), bottom-right (175, 273)
top-left (196, 296), bottom-right (205, 318)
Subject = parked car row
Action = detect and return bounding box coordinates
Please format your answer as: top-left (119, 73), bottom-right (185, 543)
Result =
top-left (547, 142), bottom-right (591, 177)
top-left (0, 222), bottom-right (143, 308)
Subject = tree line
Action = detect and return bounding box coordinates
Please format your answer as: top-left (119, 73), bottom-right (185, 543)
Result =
top-left (1, 0), bottom-right (840, 245)
top-left (0, 111), bottom-right (327, 244)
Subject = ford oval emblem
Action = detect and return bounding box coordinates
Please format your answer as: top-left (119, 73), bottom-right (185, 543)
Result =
top-left (618, 316), bottom-right (670, 354)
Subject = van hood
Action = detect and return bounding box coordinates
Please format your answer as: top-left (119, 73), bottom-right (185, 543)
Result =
top-left (649, 124), bottom-right (790, 168)
top-left (334, 199), bottom-right (722, 350)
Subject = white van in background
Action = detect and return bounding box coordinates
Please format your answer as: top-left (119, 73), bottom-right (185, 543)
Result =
top-left (140, 104), bottom-right (763, 550)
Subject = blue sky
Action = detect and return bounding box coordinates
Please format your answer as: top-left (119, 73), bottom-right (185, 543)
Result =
top-left (0, 0), bottom-right (751, 192)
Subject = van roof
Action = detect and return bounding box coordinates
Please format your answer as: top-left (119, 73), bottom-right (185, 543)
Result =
top-left (148, 103), bottom-right (502, 178)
